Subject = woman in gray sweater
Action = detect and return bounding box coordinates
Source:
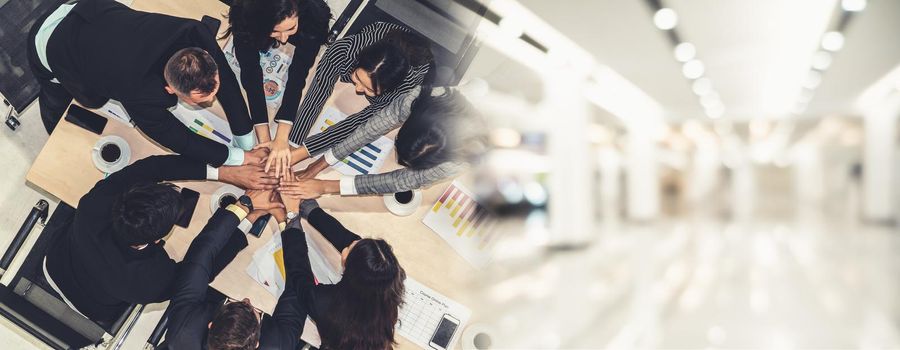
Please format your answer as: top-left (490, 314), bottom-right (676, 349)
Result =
top-left (277, 86), bottom-right (487, 197)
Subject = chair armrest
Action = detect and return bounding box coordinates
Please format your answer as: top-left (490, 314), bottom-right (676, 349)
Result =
top-left (0, 200), bottom-right (49, 273)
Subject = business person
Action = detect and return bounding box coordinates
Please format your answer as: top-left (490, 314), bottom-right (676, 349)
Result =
top-left (284, 195), bottom-right (406, 349)
top-left (27, 0), bottom-right (263, 166)
top-left (42, 155), bottom-right (273, 324)
top-left (223, 0), bottom-right (330, 148)
top-left (279, 87), bottom-right (488, 198)
top-left (257, 21), bottom-right (434, 178)
top-left (164, 196), bottom-right (312, 350)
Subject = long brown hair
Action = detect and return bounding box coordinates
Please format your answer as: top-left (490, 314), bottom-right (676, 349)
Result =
top-left (317, 239), bottom-right (406, 349)
top-left (223, 0), bottom-right (330, 51)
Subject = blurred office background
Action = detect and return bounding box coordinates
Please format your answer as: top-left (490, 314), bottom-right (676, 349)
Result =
top-left (457, 0), bottom-right (900, 348)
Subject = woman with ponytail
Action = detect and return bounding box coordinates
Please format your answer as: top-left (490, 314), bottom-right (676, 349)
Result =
top-left (274, 197), bottom-right (405, 350)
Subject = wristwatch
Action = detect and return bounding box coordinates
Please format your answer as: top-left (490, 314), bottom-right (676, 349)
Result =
top-left (286, 211), bottom-right (298, 221)
top-left (238, 195), bottom-right (254, 211)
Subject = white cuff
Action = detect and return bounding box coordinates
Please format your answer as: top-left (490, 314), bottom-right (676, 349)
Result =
top-left (289, 140), bottom-right (300, 148)
top-left (206, 166), bottom-right (219, 180)
top-left (224, 147), bottom-right (244, 166)
top-left (233, 132), bottom-right (256, 151)
top-left (339, 176), bottom-right (358, 195)
top-left (323, 149), bottom-right (339, 166)
top-left (276, 120), bottom-right (294, 125)
top-left (238, 219), bottom-right (253, 234)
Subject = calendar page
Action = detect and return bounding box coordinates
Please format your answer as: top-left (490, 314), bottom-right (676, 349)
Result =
top-left (397, 278), bottom-right (471, 349)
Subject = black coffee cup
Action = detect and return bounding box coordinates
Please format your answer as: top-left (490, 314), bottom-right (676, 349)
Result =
top-left (474, 333), bottom-right (492, 349)
top-left (219, 194), bottom-right (237, 208)
top-left (100, 143), bottom-right (122, 163)
top-left (394, 191), bottom-right (413, 204)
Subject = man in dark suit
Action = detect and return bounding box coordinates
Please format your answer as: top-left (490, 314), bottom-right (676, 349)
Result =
top-left (42, 155), bottom-right (276, 324)
top-left (165, 196), bottom-right (309, 350)
top-left (27, 0), bottom-right (261, 166)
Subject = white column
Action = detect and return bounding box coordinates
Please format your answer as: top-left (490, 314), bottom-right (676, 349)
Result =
top-left (544, 72), bottom-right (594, 246)
top-left (793, 144), bottom-right (825, 203)
top-left (625, 126), bottom-right (659, 221)
top-left (862, 94), bottom-right (900, 223)
top-left (598, 146), bottom-right (622, 220)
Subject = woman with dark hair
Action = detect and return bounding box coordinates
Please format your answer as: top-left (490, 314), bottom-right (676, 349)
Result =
top-left (223, 0), bottom-right (331, 149)
top-left (256, 21), bottom-right (434, 178)
top-left (277, 197), bottom-right (406, 349)
top-left (278, 86), bottom-right (488, 198)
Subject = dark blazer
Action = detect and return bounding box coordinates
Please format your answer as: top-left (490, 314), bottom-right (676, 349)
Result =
top-left (44, 155), bottom-right (207, 322)
top-left (164, 215), bottom-right (309, 350)
top-left (46, 0), bottom-right (252, 166)
top-left (231, 0), bottom-right (330, 126)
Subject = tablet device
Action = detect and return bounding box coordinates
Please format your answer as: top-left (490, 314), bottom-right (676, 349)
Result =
top-left (176, 188), bottom-right (201, 228)
top-left (65, 105), bottom-right (107, 135)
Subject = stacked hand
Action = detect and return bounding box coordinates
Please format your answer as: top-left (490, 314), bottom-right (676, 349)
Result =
top-left (255, 138), bottom-right (293, 180)
top-left (242, 189), bottom-right (285, 224)
top-left (278, 176), bottom-right (332, 200)
top-left (294, 157), bottom-right (328, 179)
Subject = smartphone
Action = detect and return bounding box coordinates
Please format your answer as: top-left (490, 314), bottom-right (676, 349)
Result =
top-left (176, 188), bottom-right (201, 228)
top-left (429, 314), bottom-right (460, 350)
top-left (65, 105), bottom-right (108, 135)
top-left (249, 214), bottom-right (270, 238)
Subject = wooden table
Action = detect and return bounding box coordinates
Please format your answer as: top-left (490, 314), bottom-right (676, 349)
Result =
top-left (24, 0), bottom-right (478, 348)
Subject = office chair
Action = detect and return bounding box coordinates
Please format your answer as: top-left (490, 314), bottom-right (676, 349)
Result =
top-left (0, 200), bottom-right (143, 349)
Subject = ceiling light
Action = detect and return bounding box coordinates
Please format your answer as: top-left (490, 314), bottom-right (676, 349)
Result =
top-left (821, 32), bottom-right (845, 52)
top-left (706, 105), bottom-right (725, 119)
top-left (702, 99), bottom-right (724, 111)
top-left (804, 70), bottom-right (823, 89)
top-left (692, 78), bottom-right (713, 96)
top-left (841, 0), bottom-right (866, 12)
top-left (700, 93), bottom-right (720, 107)
top-left (811, 51), bottom-right (832, 70)
top-left (682, 60), bottom-right (705, 79)
top-left (654, 8), bottom-right (678, 30)
top-left (674, 42), bottom-right (696, 62)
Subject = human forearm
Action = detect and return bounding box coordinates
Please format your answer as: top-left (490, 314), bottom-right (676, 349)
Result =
top-left (255, 124), bottom-right (272, 143)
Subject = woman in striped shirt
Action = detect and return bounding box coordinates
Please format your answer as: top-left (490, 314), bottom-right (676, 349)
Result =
top-left (256, 21), bottom-right (433, 178)
top-left (277, 87), bottom-right (488, 198)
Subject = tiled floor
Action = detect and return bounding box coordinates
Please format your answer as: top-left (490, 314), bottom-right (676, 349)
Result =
top-left (465, 203), bottom-right (900, 349)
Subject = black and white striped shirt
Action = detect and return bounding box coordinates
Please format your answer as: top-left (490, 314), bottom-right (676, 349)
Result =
top-left (286, 21), bottom-right (430, 154)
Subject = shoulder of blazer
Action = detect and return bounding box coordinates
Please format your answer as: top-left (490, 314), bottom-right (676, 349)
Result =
top-left (68, 0), bottom-right (128, 23)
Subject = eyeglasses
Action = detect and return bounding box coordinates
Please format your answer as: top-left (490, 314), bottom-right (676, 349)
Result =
top-left (223, 297), bottom-right (265, 322)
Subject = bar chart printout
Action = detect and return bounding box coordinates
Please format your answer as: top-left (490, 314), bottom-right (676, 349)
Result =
top-left (312, 107), bottom-right (394, 176)
top-left (396, 278), bottom-right (471, 349)
top-left (423, 181), bottom-right (498, 268)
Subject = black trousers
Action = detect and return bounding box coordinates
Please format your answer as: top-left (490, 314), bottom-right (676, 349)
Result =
top-left (26, 4), bottom-right (72, 134)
